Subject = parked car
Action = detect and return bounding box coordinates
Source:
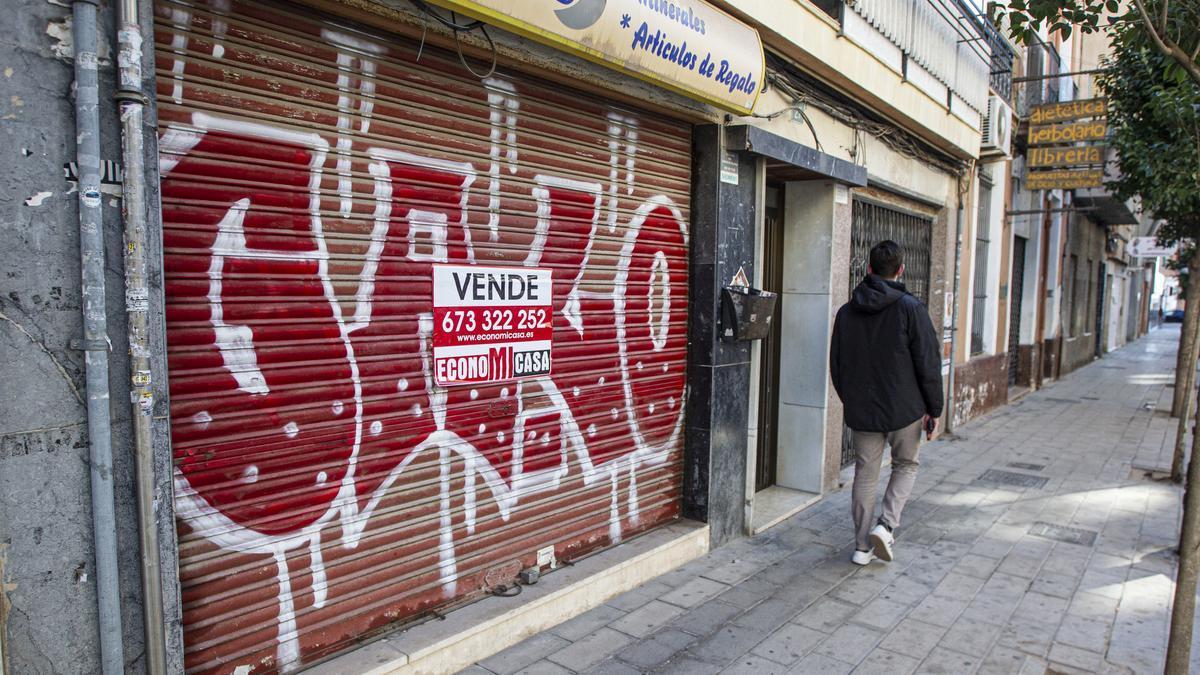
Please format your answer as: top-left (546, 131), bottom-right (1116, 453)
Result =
top-left (1165, 309), bottom-right (1185, 323)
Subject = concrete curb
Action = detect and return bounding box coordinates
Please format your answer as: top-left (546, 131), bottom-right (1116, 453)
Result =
top-left (307, 520), bottom-right (710, 675)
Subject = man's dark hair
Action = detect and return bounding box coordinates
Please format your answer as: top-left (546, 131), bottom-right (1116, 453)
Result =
top-left (869, 240), bottom-right (903, 278)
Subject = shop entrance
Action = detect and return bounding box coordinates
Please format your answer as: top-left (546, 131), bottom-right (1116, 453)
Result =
top-left (755, 185), bottom-right (785, 492)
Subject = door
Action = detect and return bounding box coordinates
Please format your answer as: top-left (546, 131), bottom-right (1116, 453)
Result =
top-left (155, 1), bottom-right (692, 671)
top-left (842, 198), bottom-right (933, 465)
top-left (755, 189), bottom-right (784, 492)
top-left (1007, 236), bottom-right (1027, 386)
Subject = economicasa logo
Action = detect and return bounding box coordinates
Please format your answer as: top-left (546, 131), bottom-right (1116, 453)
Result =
top-left (553, 0), bottom-right (606, 29)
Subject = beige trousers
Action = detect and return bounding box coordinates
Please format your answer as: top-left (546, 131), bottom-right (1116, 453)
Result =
top-left (851, 418), bottom-right (923, 551)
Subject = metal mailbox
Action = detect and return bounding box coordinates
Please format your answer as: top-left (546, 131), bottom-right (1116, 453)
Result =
top-left (720, 285), bottom-right (778, 341)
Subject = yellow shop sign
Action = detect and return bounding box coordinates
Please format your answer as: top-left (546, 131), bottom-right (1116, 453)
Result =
top-left (426, 0), bottom-right (765, 114)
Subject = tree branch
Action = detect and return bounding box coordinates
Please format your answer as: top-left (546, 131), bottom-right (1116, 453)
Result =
top-left (1132, 0), bottom-right (1200, 87)
top-left (1160, 0), bottom-right (1170, 34)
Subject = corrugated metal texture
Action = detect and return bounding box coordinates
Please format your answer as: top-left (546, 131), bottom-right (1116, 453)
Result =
top-left (153, 1), bottom-right (692, 671)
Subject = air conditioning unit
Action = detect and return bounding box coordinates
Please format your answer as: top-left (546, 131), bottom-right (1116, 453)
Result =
top-left (980, 94), bottom-right (1013, 159)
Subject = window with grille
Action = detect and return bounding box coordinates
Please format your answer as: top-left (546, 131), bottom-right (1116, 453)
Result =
top-left (1085, 258), bottom-right (1095, 334)
top-left (1067, 254), bottom-right (1079, 337)
top-left (849, 199), bottom-right (933, 304)
top-left (971, 181), bottom-right (992, 355)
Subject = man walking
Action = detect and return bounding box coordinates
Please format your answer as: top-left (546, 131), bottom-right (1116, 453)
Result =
top-left (830, 240), bottom-right (943, 565)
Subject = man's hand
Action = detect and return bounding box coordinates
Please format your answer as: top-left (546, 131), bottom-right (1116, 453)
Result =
top-left (923, 415), bottom-right (937, 440)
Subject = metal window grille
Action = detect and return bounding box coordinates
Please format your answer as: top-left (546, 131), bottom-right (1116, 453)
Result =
top-left (1067, 254), bottom-right (1079, 338)
top-left (971, 181), bottom-right (992, 355)
top-left (843, 198), bottom-right (934, 465)
top-left (848, 199), bottom-right (933, 304)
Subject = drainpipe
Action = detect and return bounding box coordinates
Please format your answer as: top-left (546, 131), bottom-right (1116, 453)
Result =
top-left (115, 1), bottom-right (167, 672)
top-left (72, 1), bottom-right (124, 672)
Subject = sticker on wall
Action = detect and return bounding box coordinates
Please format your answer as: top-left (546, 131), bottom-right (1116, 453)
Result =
top-left (835, 184), bottom-right (849, 204)
top-left (720, 151), bottom-right (739, 185)
top-left (432, 265), bottom-right (554, 385)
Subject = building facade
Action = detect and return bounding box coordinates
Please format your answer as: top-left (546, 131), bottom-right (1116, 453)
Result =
top-left (0, 1), bottom-right (1152, 673)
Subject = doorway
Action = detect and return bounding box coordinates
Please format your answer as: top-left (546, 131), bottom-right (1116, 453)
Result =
top-left (1008, 236), bottom-right (1027, 387)
top-left (755, 186), bottom-right (785, 492)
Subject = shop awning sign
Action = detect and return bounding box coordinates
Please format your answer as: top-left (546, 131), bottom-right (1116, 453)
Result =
top-left (1029, 97), bottom-right (1108, 124)
top-left (433, 265), bottom-right (554, 386)
top-left (1024, 168), bottom-right (1104, 190)
top-left (1027, 119), bottom-right (1107, 145)
top-left (425, 0), bottom-right (764, 115)
top-left (1128, 237), bottom-right (1180, 258)
top-left (1027, 144), bottom-right (1106, 168)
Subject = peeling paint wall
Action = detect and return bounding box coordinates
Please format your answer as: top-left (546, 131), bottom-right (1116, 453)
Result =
top-left (952, 352), bottom-right (1009, 427)
top-left (0, 2), bottom-right (149, 672)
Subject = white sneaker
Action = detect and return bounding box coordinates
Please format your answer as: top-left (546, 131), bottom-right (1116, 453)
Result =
top-left (851, 549), bottom-right (876, 566)
top-left (869, 524), bottom-right (894, 562)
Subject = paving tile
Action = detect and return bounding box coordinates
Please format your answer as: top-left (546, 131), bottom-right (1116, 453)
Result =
top-left (686, 624), bottom-right (765, 667)
top-left (849, 596), bottom-right (910, 632)
top-left (995, 618), bottom-right (1056, 658)
top-left (915, 646), bottom-right (982, 674)
top-left (714, 577), bottom-right (777, 609)
top-left (1048, 642), bottom-right (1104, 671)
top-left (1012, 591), bottom-right (1069, 626)
top-left (585, 660), bottom-right (643, 675)
top-left (877, 618), bottom-right (947, 660)
top-left (812, 623), bottom-right (884, 665)
top-left (546, 628), bottom-right (634, 672)
top-left (1029, 570), bottom-right (1080, 599)
top-left (1055, 614), bottom-right (1111, 653)
top-left (976, 645), bottom-right (1027, 675)
top-left (795, 597), bottom-right (860, 632)
top-left (480, 632), bottom-right (572, 674)
top-left (830, 576), bottom-right (886, 606)
top-left (852, 649), bottom-right (920, 675)
top-left (719, 653), bottom-right (790, 675)
top-left (931, 572), bottom-right (987, 600)
top-left (997, 553), bottom-right (1046, 579)
top-left (786, 653), bottom-right (855, 675)
top-left (610, 600), bottom-right (685, 638)
top-left (751, 623), bottom-right (827, 665)
top-left (732, 598), bottom-right (802, 633)
top-left (514, 661), bottom-right (572, 675)
top-left (938, 617), bottom-right (1002, 658)
top-left (655, 655), bottom-right (721, 675)
top-left (612, 628), bottom-right (694, 669)
top-left (672, 599), bottom-right (744, 637)
top-left (660, 577), bottom-right (729, 609)
top-left (551, 604), bottom-right (627, 641)
top-left (1066, 591), bottom-right (1119, 620)
top-left (953, 553), bottom-right (1001, 579)
top-left (877, 576), bottom-right (933, 606)
top-left (907, 594), bottom-right (969, 628)
top-left (605, 581), bottom-right (673, 612)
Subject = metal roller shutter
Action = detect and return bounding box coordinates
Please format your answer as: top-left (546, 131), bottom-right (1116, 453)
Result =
top-left (153, 1), bottom-right (692, 671)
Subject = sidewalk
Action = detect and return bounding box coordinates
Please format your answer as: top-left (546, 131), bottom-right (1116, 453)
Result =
top-left (463, 326), bottom-right (1195, 675)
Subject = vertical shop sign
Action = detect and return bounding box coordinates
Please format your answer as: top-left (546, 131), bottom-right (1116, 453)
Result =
top-left (433, 265), bottom-right (554, 385)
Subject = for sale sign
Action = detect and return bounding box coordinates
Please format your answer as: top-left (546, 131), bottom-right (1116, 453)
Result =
top-left (432, 265), bottom-right (554, 386)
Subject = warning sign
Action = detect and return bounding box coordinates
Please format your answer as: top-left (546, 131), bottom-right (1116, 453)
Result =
top-left (432, 265), bottom-right (554, 386)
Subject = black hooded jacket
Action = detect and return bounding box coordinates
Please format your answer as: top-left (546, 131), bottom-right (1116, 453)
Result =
top-left (830, 275), bottom-right (944, 432)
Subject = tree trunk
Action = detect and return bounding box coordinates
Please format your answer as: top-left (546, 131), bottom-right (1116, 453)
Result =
top-left (1173, 331), bottom-right (1200, 482)
top-left (1172, 250), bottom-right (1199, 417)
top-left (1165, 374), bottom-right (1200, 675)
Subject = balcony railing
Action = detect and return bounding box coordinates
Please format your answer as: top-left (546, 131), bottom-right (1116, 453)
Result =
top-left (1016, 35), bottom-right (1063, 116)
top-left (845, 0), bottom-right (993, 116)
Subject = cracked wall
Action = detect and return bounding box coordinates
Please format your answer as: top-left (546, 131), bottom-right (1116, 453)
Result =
top-left (0, 1), bottom-right (148, 672)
